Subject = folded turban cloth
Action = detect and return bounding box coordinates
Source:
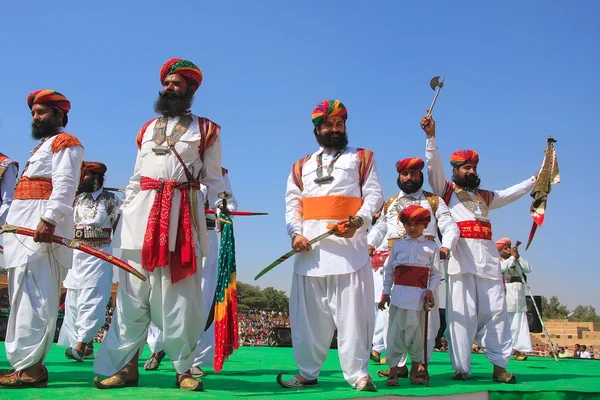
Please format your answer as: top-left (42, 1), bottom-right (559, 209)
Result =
top-left (495, 237), bottom-right (512, 251)
top-left (396, 157), bottom-right (424, 173)
top-left (27, 90), bottom-right (71, 114)
top-left (399, 204), bottom-right (431, 225)
top-left (83, 161), bottom-right (107, 175)
top-left (160, 58), bottom-right (203, 92)
top-left (312, 100), bottom-right (348, 127)
top-left (450, 150), bottom-right (479, 168)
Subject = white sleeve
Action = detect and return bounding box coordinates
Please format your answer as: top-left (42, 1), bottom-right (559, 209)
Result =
top-left (201, 136), bottom-right (227, 209)
top-left (435, 197), bottom-right (459, 250)
top-left (367, 211), bottom-right (387, 248)
top-left (356, 160), bottom-right (384, 229)
top-left (122, 149), bottom-right (142, 210)
top-left (382, 246), bottom-right (395, 295)
top-left (489, 176), bottom-right (536, 210)
top-left (428, 245), bottom-right (442, 291)
top-left (43, 145), bottom-right (85, 224)
top-left (425, 136), bottom-right (450, 196)
top-left (0, 163), bottom-right (18, 224)
top-left (285, 172), bottom-right (303, 238)
top-left (223, 172), bottom-right (238, 212)
top-left (500, 256), bottom-right (517, 272)
top-left (516, 257), bottom-right (532, 273)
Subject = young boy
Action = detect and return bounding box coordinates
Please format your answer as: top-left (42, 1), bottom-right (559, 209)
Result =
top-left (379, 205), bottom-right (441, 386)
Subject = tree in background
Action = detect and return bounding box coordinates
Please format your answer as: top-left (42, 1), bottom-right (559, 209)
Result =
top-left (237, 282), bottom-right (289, 313)
top-left (541, 296), bottom-right (570, 320)
top-left (569, 305), bottom-right (600, 323)
top-left (263, 287), bottom-right (289, 314)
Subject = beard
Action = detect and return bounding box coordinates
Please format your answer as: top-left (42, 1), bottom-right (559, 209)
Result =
top-left (397, 174), bottom-right (424, 194)
top-left (453, 173), bottom-right (481, 190)
top-left (31, 116), bottom-right (62, 140)
top-left (154, 89), bottom-right (194, 117)
top-left (78, 179), bottom-right (96, 193)
top-left (314, 130), bottom-right (349, 151)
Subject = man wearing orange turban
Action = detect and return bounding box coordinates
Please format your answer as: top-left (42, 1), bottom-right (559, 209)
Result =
top-left (421, 114), bottom-right (538, 384)
top-left (368, 157), bottom-right (458, 379)
top-left (497, 238), bottom-right (533, 361)
top-left (0, 90), bottom-right (84, 389)
top-left (93, 58), bottom-right (227, 392)
top-left (278, 100), bottom-right (383, 392)
top-left (58, 161), bottom-right (120, 364)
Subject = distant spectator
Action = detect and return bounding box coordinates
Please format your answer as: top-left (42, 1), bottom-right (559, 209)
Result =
top-left (574, 344), bottom-right (581, 358)
top-left (580, 345), bottom-right (591, 359)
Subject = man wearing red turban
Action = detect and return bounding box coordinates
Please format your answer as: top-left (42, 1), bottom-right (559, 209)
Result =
top-left (368, 157), bottom-right (458, 380)
top-left (0, 90), bottom-right (84, 389)
top-left (58, 161), bottom-right (120, 364)
top-left (93, 58), bottom-right (227, 392)
top-left (421, 114), bottom-right (538, 384)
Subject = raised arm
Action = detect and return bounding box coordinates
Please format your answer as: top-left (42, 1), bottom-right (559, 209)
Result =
top-left (423, 117), bottom-right (450, 196)
top-left (489, 176), bottom-right (536, 210)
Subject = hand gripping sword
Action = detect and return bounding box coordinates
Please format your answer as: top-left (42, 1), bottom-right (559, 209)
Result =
top-left (254, 216), bottom-right (359, 280)
top-left (513, 240), bottom-right (558, 361)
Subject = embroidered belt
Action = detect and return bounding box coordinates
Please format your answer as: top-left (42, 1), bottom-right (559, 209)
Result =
top-left (14, 177), bottom-right (52, 200)
top-left (387, 235), bottom-right (435, 250)
top-left (302, 195), bottom-right (362, 221)
top-left (457, 220), bottom-right (492, 240)
top-left (74, 227), bottom-right (112, 240)
top-left (394, 265), bottom-right (429, 288)
top-left (140, 176), bottom-right (200, 284)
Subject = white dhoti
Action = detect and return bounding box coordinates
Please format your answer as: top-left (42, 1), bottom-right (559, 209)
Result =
top-left (386, 306), bottom-right (425, 366)
top-left (290, 262), bottom-right (374, 386)
top-left (372, 304), bottom-right (386, 353)
top-left (447, 273), bottom-right (511, 374)
top-left (5, 255), bottom-right (65, 370)
top-left (93, 249), bottom-right (203, 375)
top-left (58, 285), bottom-right (111, 346)
top-left (508, 312), bottom-right (532, 352)
top-left (147, 322), bottom-right (164, 353)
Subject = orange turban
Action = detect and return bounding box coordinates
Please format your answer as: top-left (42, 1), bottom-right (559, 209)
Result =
top-left (396, 157), bottom-right (424, 173)
top-left (27, 89), bottom-right (71, 123)
top-left (450, 150), bottom-right (479, 168)
top-left (399, 205), bottom-right (431, 226)
top-left (312, 100), bottom-right (348, 127)
top-left (160, 58), bottom-right (203, 92)
top-left (495, 237), bottom-right (511, 251)
top-left (83, 161), bottom-right (107, 175)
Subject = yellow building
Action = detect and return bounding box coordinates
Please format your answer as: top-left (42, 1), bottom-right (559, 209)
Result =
top-left (531, 319), bottom-right (600, 350)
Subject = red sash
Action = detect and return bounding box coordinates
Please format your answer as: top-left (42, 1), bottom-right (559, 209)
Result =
top-left (394, 265), bottom-right (429, 288)
top-left (457, 220), bottom-right (492, 240)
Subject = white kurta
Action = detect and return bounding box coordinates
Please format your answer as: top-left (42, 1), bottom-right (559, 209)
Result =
top-left (0, 160), bottom-right (18, 224)
top-left (368, 189), bottom-right (458, 365)
top-left (372, 257), bottom-right (385, 354)
top-left (425, 135), bottom-right (536, 374)
top-left (4, 133), bottom-right (84, 370)
top-left (285, 146), bottom-right (383, 386)
top-left (59, 187), bottom-right (120, 347)
top-left (501, 256), bottom-right (533, 352)
top-left (94, 114), bottom-right (226, 376)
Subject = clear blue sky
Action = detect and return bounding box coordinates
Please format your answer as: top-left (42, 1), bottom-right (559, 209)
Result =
top-left (1, 1), bottom-right (598, 311)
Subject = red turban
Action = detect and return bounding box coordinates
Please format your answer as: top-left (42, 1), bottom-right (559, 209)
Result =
top-left (27, 90), bottom-right (71, 114)
top-left (450, 150), bottom-right (479, 168)
top-left (495, 237), bottom-right (511, 251)
top-left (83, 161), bottom-right (107, 175)
top-left (396, 157), bottom-right (424, 173)
top-left (160, 58), bottom-right (203, 92)
top-left (399, 205), bottom-right (431, 226)
top-left (312, 100), bottom-right (348, 127)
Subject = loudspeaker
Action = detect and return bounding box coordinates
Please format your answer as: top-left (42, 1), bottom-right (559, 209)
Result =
top-left (526, 295), bottom-right (543, 334)
top-left (268, 327), bottom-right (338, 349)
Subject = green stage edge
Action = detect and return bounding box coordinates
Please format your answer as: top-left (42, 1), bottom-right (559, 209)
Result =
top-left (0, 344), bottom-right (599, 399)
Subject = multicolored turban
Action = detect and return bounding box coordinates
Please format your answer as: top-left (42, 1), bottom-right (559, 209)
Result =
top-left (311, 100), bottom-right (348, 127)
top-left (160, 58), bottom-right (203, 92)
top-left (450, 150), bottom-right (479, 168)
top-left (27, 90), bottom-right (71, 114)
top-left (396, 157), bottom-right (424, 173)
top-left (399, 205), bottom-right (431, 226)
top-left (82, 161), bottom-right (107, 175)
top-left (495, 237), bottom-right (512, 251)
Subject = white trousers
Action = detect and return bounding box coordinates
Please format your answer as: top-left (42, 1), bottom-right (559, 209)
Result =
top-left (508, 311), bottom-right (532, 352)
top-left (5, 255), bottom-right (64, 370)
top-left (58, 285), bottom-right (112, 346)
top-left (387, 306), bottom-right (425, 366)
top-left (447, 273), bottom-right (512, 374)
top-left (382, 292), bottom-right (440, 367)
top-left (93, 249), bottom-right (203, 375)
top-left (144, 229), bottom-right (218, 366)
top-left (372, 304), bottom-right (386, 353)
top-left (290, 263), bottom-right (374, 386)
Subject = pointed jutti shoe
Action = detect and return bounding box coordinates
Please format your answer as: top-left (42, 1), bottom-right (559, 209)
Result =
top-left (0, 367), bottom-right (48, 389)
top-left (93, 375), bottom-right (139, 389)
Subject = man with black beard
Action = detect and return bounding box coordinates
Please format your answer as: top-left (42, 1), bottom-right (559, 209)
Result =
top-left (93, 58), bottom-right (227, 392)
top-left (422, 114), bottom-right (537, 384)
top-left (367, 157), bottom-right (458, 381)
top-left (278, 100), bottom-right (383, 392)
top-left (58, 162), bottom-right (120, 363)
top-left (0, 90), bottom-right (84, 388)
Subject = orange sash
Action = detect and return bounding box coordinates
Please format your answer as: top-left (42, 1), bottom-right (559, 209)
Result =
top-left (303, 195), bottom-right (362, 221)
top-left (14, 177), bottom-right (52, 200)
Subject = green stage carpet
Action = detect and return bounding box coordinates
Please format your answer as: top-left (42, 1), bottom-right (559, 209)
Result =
top-left (0, 344), bottom-right (598, 399)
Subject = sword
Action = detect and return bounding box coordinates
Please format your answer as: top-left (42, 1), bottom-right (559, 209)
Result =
top-left (204, 210), bottom-right (268, 216)
top-left (0, 224), bottom-right (146, 281)
top-left (513, 240), bottom-right (558, 361)
top-left (254, 216), bottom-right (358, 280)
